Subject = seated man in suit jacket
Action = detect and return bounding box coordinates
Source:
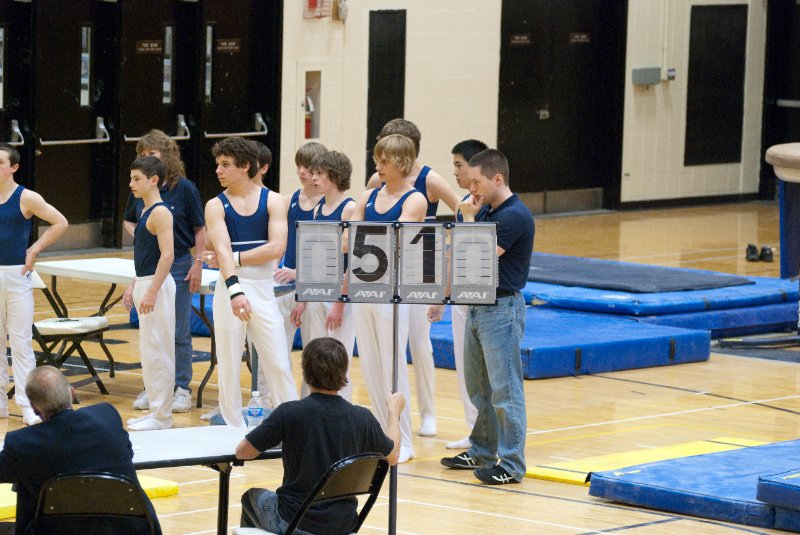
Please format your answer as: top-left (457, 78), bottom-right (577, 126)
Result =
top-left (0, 365), bottom-right (161, 535)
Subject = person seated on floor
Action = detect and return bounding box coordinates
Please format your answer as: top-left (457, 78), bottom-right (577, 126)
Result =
top-left (0, 366), bottom-right (162, 535)
top-left (235, 337), bottom-right (402, 535)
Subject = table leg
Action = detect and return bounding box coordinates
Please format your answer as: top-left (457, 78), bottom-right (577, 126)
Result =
top-left (193, 295), bottom-right (217, 408)
top-left (211, 461), bottom-right (233, 535)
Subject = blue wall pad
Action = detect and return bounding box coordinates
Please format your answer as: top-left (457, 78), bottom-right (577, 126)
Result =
top-left (589, 439), bottom-right (800, 530)
top-left (757, 468), bottom-right (800, 511)
top-left (638, 301), bottom-right (797, 339)
top-left (429, 306), bottom-right (709, 379)
top-left (525, 276), bottom-right (797, 316)
top-left (528, 253), bottom-right (754, 292)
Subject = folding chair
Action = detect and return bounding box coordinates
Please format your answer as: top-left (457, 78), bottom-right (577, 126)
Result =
top-left (234, 452), bottom-right (390, 535)
top-left (7, 272), bottom-right (112, 400)
top-left (32, 471), bottom-right (158, 535)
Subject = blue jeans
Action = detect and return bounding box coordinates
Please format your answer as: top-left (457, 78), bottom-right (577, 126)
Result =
top-left (464, 293), bottom-right (527, 481)
top-left (172, 252), bottom-right (193, 391)
top-left (241, 488), bottom-right (315, 535)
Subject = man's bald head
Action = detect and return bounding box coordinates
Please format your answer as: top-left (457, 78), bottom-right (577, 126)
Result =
top-left (25, 366), bottom-right (72, 421)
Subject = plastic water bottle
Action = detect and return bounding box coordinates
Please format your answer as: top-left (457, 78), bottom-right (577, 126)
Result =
top-left (246, 391), bottom-right (265, 429)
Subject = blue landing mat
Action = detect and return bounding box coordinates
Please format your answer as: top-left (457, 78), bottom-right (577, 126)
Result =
top-left (589, 439), bottom-right (800, 530)
top-left (638, 301), bottom-right (797, 339)
top-left (430, 306), bottom-right (709, 379)
top-left (528, 253), bottom-right (754, 293)
top-left (525, 276), bottom-right (798, 316)
top-left (757, 468), bottom-right (800, 511)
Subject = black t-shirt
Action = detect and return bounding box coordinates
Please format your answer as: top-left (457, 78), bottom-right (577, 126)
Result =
top-left (124, 177), bottom-right (204, 254)
top-left (477, 194), bottom-right (535, 292)
top-left (246, 393), bottom-right (393, 535)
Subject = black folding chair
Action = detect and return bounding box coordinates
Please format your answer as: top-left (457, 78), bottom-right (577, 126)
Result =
top-left (33, 472), bottom-right (157, 535)
top-left (235, 452), bottom-right (390, 535)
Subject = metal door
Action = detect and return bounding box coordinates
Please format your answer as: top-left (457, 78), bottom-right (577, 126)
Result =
top-left (0, 1), bottom-right (33, 184)
top-left (197, 0), bottom-right (282, 201)
top-left (115, 0), bottom-right (199, 246)
top-left (32, 0), bottom-right (118, 246)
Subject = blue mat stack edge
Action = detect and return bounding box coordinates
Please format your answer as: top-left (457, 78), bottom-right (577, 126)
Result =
top-left (430, 306), bottom-right (709, 379)
top-left (589, 439), bottom-right (800, 531)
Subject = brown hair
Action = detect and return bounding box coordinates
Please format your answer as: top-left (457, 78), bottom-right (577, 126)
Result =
top-left (131, 156), bottom-right (167, 188)
top-left (295, 142), bottom-right (327, 168)
top-left (302, 337), bottom-right (349, 391)
top-left (378, 118), bottom-right (421, 156)
top-left (135, 129), bottom-right (186, 190)
top-left (311, 151), bottom-right (352, 191)
top-left (212, 137), bottom-right (259, 178)
top-left (469, 148), bottom-right (510, 186)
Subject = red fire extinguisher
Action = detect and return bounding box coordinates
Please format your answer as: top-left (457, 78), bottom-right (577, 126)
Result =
top-left (305, 110), bottom-right (312, 139)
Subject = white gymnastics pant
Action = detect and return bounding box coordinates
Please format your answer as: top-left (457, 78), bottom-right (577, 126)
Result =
top-left (451, 304), bottom-right (477, 431)
top-left (353, 302), bottom-right (413, 453)
top-left (214, 276), bottom-right (297, 428)
top-left (304, 300), bottom-right (355, 401)
top-left (0, 266), bottom-right (36, 413)
top-left (133, 275), bottom-right (176, 422)
top-left (408, 304), bottom-right (436, 421)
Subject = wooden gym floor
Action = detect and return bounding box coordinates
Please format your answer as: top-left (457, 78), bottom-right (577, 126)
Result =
top-left (3, 201), bottom-right (797, 534)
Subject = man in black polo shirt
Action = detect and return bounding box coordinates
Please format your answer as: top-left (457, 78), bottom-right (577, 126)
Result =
top-left (441, 148), bottom-right (534, 485)
top-left (236, 337), bottom-right (403, 534)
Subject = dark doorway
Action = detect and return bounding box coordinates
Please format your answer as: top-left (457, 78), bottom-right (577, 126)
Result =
top-left (365, 10), bottom-right (406, 183)
top-left (497, 0), bottom-right (627, 210)
top-left (115, 0), bottom-right (199, 246)
top-left (761, 0), bottom-right (800, 199)
top-left (196, 0), bottom-right (282, 202)
top-left (684, 5), bottom-right (747, 166)
top-left (31, 0), bottom-right (118, 246)
top-left (0, 1), bottom-right (33, 184)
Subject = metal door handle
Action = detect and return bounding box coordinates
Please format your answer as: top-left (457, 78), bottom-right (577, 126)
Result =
top-left (40, 117), bottom-right (111, 146)
top-left (204, 112), bottom-right (268, 139)
top-left (776, 99), bottom-right (800, 109)
top-left (7, 120), bottom-right (24, 147)
top-left (124, 114), bottom-right (191, 143)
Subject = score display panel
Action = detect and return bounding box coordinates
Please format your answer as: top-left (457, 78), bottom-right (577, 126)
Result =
top-left (295, 221), bottom-right (497, 304)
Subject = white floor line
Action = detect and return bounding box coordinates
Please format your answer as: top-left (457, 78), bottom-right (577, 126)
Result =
top-left (177, 473), bottom-right (244, 486)
top-left (392, 498), bottom-right (605, 533)
top-left (528, 394), bottom-right (800, 436)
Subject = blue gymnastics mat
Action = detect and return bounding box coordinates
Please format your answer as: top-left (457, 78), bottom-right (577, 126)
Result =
top-left (528, 253), bottom-right (753, 292)
top-left (589, 439), bottom-right (800, 530)
top-left (429, 306), bottom-right (710, 379)
top-left (525, 276), bottom-right (797, 316)
top-left (637, 301), bottom-right (797, 338)
top-left (757, 468), bottom-right (800, 511)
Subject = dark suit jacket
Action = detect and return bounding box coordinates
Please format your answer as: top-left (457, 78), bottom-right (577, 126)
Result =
top-left (0, 402), bottom-right (161, 535)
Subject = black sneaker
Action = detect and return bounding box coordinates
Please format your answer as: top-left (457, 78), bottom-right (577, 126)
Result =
top-left (474, 465), bottom-right (519, 485)
top-left (759, 246), bottom-right (774, 262)
top-left (441, 451), bottom-right (480, 469)
top-left (745, 243), bottom-right (759, 262)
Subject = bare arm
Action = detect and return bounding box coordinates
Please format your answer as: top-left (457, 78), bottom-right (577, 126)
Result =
top-left (366, 171), bottom-right (382, 190)
top-left (123, 220), bottom-right (136, 237)
top-left (186, 225), bottom-right (207, 292)
top-left (204, 198), bottom-right (237, 278)
top-left (399, 191), bottom-right (428, 223)
top-left (20, 190), bottom-right (68, 273)
top-left (384, 392), bottom-right (405, 466)
top-left (235, 438), bottom-right (260, 460)
top-left (425, 170), bottom-right (461, 213)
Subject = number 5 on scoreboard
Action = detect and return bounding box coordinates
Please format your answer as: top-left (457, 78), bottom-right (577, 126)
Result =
top-left (346, 222), bottom-right (395, 303)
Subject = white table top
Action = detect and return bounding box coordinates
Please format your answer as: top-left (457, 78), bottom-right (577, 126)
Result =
top-left (35, 258), bottom-right (219, 295)
top-left (131, 425), bottom-right (280, 469)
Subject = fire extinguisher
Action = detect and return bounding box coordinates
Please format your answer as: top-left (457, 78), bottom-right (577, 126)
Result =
top-left (308, 0), bottom-right (318, 9)
top-left (305, 110), bottom-right (312, 139)
top-left (304, 94), bottom-right (315, 139)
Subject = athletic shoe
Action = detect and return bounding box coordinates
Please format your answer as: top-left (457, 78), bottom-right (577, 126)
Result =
top-left (446, 437), bottom-right (471, 450)
top-left (128, 415), bottom-right (172, 431)
top-left (760, 246), bottom-right (774, 262)
top-left (418, 415), bottom-right (437, 437)
top-left (172, 387), bottom-right (192, 413)
top-left (22, 408), bottom-right (41, 426)
top-left (474, 465), bottom-right (519, 485)
top-left (745, 243), bottom-right (759, 262)
top-left (133, 390), bottom-right (149, 410)
top-left (441, 451), bottom-right (480, 469)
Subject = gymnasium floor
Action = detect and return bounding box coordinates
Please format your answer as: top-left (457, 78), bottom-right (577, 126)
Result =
top-left (4, 201), bottom-right (798, 534)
